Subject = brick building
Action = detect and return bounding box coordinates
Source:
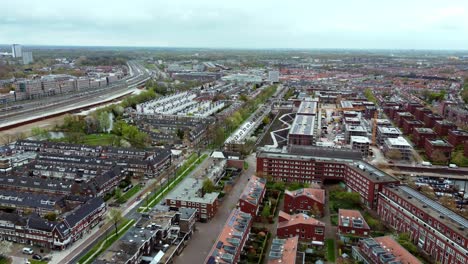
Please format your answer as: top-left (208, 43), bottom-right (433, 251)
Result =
top-left (395, 112), bottom-right (414, 128)
top-left (413, 128), bottom-right (437, 148)
top-left (447, 130), bottom-right (468, 147)
top-left (338, 209), bottom-right (370, 238)
top-left (414, 107), bottom-right (432, 122)
top-left (267, 236), bottom-right (300, 264)
top-left (257, 146), bottom-right (399, 209)
top-left (166, 178), bottom-right (219, 222)
top-left (284, 188), bottom-right (325, 216)
top-left (402, 119), bottom-right (424, 135)
top-left (277, 211), bottom-right (325, 244)
top-left (288, 114), bottom-right (316, 146)
top-left (433, 120), bottom-right (457, 136)
top-left (238, 175), bottom-right (266, 217)
top-left (378, 185), bottom-right (467, 264)
top-left (424, 139), bottom-right (454, 163)
top-left (423, 113), bottom-right (443, 128)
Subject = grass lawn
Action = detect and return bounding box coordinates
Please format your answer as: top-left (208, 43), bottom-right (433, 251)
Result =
top-left (326, 239), bottom-right (336, 262)
top-left (78, 218), bottom-right (135, 264)
top-left (330, 214), bottom-right (339, 226)
top-left (29, 260), bottom-right (48, 264)
top-left (82, 134), bottom-right (116, 146)
top-left (0, 257), bottom-right (11, 264)
top-left (118, 184), bottom-right (142, 204)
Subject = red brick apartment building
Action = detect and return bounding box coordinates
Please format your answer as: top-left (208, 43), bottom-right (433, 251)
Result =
top-left (424, 139), bottom-right (454, 163)
top-left (447, 130), bottom-right (468, 146)
top-left (406, 102), bottom-right (424, 114)
top-left (434, 120), bottom-right (457, 136)
top-left (414, 107), bottom-right (432, 121)
top-left (238, 175), bottom-right (266, 217)
top-left (337, 209), bottom-right (370, 237)
top-left (277, 211), bottom-right (325, 244)
top-left (423, 113), bottom-right (443, 128)
top-left (413, 128), bottom-right (437, 148)
top-left (205, 209), bottom-right (252, 264)
top-left (284, 188), bottom-right (325, 216)
top-left (395, 112), bottom-right (414, 128)
top-left (352, 236), bottom-right (422, 264)
top-left (402, 119), bottom-right (424, 135)
top-left (257, 146), bottom-right (399, 209)
top-left (378, 185), bottom-right (468, 264)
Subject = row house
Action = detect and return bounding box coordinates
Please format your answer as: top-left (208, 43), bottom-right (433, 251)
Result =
top-left (0, 190), bottom-right (65, 217)
top-left (277, 211), bottom-right (325, 244)
top-left (238, 175), bottom-right (266, 217)
top-left (0, 197), bottom-right (105, 250)
top-left (433, 120), bottom-right (457, 137)
top-left (267, 236), bottom-right (300, 264)
top-left (338, 209), bottom-right (370, 238)
top-left (353, 236), bottom-right (422, 264)
top-left (413, 128), bottom-right (437, 148)
top-left (0, 174), bottom-right (71, 195)
top-left (378, 185), bottom-right (467, 264)
top-left (283, 188), bottom-right (325, 217)
top-left (205, 209), bottom-right (252, 264)
top-left (166, 178), bottom-right (219, 222)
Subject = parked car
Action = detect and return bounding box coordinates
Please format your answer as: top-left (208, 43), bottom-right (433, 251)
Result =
top-left (32, 254), bottom-right (42, 260)
top-left (22, 247), bottom-right (34, 255)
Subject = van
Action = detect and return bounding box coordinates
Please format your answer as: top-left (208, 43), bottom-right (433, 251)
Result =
top-left (448, 164), bottom-right (458, 168)
top-left (421, 161), bottom-right (432, 166)
top-left (22, 247), bottom-right (34, 254)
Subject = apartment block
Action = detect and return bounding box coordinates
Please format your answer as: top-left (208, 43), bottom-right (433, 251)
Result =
top-left (268, 236), bottom-right (300, 264)
top-left (433, 120), bottom-right (457, 137)
top-left (424, 139), bottom-right (454, 163)
top-left (447, 130), bottom-right (468, 146)
top-left (378, 185), bottom-right (467, 264)
top-left (383, 137), bottom-right (413, 161)
top-left (376, 126), bottom-right (402, 145)
top-left (352, 236), bottom-right (422, 264)
top-left (413, 128), bottom-right (437, 148)
top-left (402, 119), bottom-right (424, 135)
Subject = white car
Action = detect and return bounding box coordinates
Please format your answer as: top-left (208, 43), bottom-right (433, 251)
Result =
top-left (22, 247), bottom-right (34, 254)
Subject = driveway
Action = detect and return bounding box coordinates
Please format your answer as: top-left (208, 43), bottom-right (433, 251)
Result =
top-left (174, 153), bottom-right (257, 264)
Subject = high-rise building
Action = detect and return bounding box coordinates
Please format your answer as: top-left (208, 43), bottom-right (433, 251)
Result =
top-left (11, 44), bottom-right (22, 58)
top-left (22, 51), bottom-right (33, 64)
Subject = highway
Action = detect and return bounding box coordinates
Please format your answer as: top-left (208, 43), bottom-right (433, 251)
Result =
top-left (0, 61), bottom-right (151, 130)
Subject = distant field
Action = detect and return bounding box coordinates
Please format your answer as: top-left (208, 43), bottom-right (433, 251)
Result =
top-left (82, 134), bottom-right (116, 146)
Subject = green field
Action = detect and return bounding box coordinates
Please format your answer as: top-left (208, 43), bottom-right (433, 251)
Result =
top-left (326, 239), bottom-right (336, 262)
top-left (82, 134), bottom-right (116, 146)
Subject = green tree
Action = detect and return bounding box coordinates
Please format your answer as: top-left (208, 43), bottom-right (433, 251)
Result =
top-left (98, 111), bottom-right (111, 133)
top-left (108, 208), bottom-right (123, 236)
top-left (31, 127), bottom-right (50, 140)
top-left (44, 212), bottom-right (57, 221)
top-left (202, 178), bottom-right (216, 193)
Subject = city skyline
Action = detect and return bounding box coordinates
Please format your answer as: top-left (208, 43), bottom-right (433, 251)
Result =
top-left (1, 0), bottom-right (467, 50)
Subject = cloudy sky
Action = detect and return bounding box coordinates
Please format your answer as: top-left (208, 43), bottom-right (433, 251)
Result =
top-left (1, 0), bottom-right (467, 49)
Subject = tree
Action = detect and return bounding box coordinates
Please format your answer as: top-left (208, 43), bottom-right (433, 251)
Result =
top-left (202, 178), bottom-right (216, 193)
top-left (261, 204), bottom-right (271, 218)
top-left (31, 127), bottom-right (50, 140)
top-left (98, 111), bottom-right (111, 133)
top-left (419, 185), bottom-right (436, 199)
top-left (310, 203), bottom-right (321, 217)
top-left (262, 116), bottom-right (271, 125)
top-left (431, 150), bottom-right (449, 164)
top-left (176, 128), bottom-right (185, 140)
top-left (0, 240), bottom-right (13, 258)
top-left (109, 208), bottom-right (123, 236)
top-left (44, 212), bottom-right (57, 221)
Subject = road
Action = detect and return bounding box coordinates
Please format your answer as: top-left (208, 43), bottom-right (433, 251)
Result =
top-left (0, 61), bottom-right (150, 130)
top-left (174, 153), bottom-right (257, 264)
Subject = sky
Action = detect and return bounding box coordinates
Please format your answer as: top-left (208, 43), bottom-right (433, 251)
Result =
top-left (1, 0), bottom-right (467, 49)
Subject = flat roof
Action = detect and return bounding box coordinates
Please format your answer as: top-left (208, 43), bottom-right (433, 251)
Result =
top-left (297, 101), bottom-right (317, 115)
top-left (385, 137), bottom-right (412, 147)
top-left (346, 125), bottom-right (366, 133)
top-left (414, 127), bottom-right (436, 134)
top-left (167, 178), bottom-right (219, 204)
top-left (290, 115), bottom-right (315, 136)
top-left (378, 126), bottom-right (402, 135)
top-left (427, 139), bottom-right (452, 147)
top-left (350, 136), bottom-right (370, 144)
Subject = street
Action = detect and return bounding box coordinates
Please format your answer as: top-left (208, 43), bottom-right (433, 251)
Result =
top-left (174, 153), bottom-right (257, 264)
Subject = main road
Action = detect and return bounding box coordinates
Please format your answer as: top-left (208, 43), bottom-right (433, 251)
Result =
top-left (0, 61), bottom-right (151, 130)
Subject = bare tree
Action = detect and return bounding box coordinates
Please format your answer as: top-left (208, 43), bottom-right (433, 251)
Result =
top-left (0, 240), bottom-right (13, 257)
top-left (109, 208), bottom-right (123, 236)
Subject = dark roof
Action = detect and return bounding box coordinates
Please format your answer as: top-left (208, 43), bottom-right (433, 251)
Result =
top-left (0, 211), bottom-right (27, 227)
top-left (64, 197), bottom-right (104, 228)
top-left (288, 145), bottom-right (362, 160)
top-left (27, 214), bottom-right (56, 232)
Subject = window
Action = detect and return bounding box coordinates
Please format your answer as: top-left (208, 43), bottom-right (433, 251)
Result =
top-left (315, 228), bottom-right (324, 235)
